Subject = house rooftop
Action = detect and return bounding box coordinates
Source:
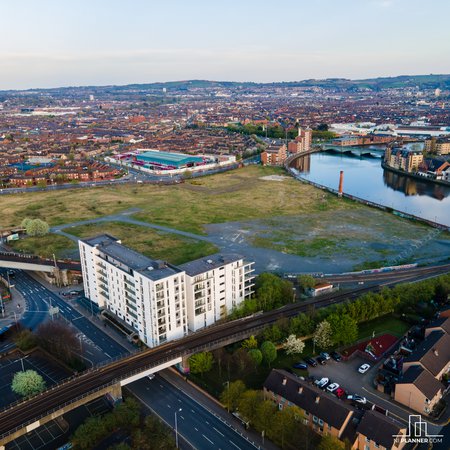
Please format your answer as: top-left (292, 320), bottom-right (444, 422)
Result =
top-left (263, 369), bottom-right (354, 431)
top-left (356, 410), bottom-right (405, 449)
top-left (399, 365), bottom-right (443, 400)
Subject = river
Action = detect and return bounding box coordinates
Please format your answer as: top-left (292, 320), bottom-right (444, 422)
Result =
top-left (290, 151), bottom-right (450, 228)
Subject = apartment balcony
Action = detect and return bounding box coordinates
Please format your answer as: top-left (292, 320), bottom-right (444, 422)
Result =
top-left (99, 290), bottom-right (109, 300)
top-left (127, 309), bottom-right (138, 320)
top-left (157, 310), bottom-right (165, 319)
top-left (124, 284), bottom-right (136, 296)
top-left (97, 261), bottom-right (107, 270)
top-left (98, 283), bottom-right (109, 293)
top-left (195, 307), bottom-right (206, 316)
top-left (244, 266), bottom-right (255, 275)
top-left (126, 301), bottom-right (137, 312)
top-left (97, 276), bottom-right (108, 285)
top-left (156, 301), bottom-right (164, 309)
top-left (158, 326), bottom-right (167, 334)
top-left (125, 291), bottom-right (136, 303)
top-left (96, 269), bottom-right (107, 278)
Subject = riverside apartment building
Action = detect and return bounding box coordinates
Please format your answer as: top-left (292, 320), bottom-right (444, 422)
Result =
top-left (79, 234), bottom-right (255, 347)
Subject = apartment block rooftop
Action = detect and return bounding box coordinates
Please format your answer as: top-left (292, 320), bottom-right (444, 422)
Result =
top-left (179, 253), bottom-right (250, 276)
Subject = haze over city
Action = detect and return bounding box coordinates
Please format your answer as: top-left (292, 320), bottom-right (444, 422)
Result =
top-left (2, 0), bottom-right (450, 90)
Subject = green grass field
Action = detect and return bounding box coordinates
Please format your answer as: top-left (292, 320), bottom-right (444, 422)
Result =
top-left (67, 222), bottom-right (218, 265)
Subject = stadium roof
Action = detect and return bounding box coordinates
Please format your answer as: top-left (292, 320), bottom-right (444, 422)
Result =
top-left (136, 150), bottom-right (203, 167)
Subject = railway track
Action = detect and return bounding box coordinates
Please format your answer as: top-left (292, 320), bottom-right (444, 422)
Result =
top-left (0, 263), bottom-right (448, 440)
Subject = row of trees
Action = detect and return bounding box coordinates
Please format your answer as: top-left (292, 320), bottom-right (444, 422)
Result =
top-left (219, 380), bottom-right (343, 450)
top-left (15, 320), bottom-right (85, 371)
top-left (70, 398), bottom-right (176, 450)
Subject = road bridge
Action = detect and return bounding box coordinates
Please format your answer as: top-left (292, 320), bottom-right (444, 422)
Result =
top-left (0, 251), bottom-right (81, 286)
top-left (320, 144), bottom-right (385, 158)
top-left (0, 263), bottom-right (449, 447)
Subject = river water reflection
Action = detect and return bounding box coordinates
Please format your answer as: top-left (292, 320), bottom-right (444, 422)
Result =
top-left (290, 152), bottom-right (450, 227)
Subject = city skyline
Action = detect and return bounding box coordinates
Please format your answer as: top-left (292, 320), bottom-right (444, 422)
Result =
top-left (2, 0), bottom-right (450, 90)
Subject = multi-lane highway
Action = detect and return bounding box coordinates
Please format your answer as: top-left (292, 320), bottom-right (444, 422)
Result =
top-left (131, 376), bottom-right (257, 450)
top-left (0, 270), bottom-right (127, 359)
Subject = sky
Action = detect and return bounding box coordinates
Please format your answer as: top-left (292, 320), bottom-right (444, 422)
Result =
top-left (1, 0), bottom-right (450, 90)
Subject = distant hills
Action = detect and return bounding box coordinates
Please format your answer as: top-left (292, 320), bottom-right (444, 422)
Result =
top-left (2, 74), bottom-right (450, 94)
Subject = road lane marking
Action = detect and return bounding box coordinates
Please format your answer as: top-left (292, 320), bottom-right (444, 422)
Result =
top-left (229, 441), bottom-right (241, 450)
top-left (167, 404), bottom-right (171, 408)
top-left (191, 409), bottom-right (195, 413)
top-left (195, 427), bottom-right (198, 432)
top-left (177, 398), bottom-right (181, 403)
top-left (213, 427), bottom-right (224, 437)
top-left (203, 435), bottom-right (214, 445)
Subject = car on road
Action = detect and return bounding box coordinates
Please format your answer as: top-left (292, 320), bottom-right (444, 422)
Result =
top-left (330, 351), bottom-right (342, 362)
top-left (293, 362), bottom-right (308, 370)
top-left (320, 352), bottom-right (330, 360)
top-left (304, 357), bottom-right (317, 367)
top-left (326, 383), bottom-right (340, 393)
top-left (316, 355), bottom-right (327, 365)
top-left (335, 388), bottom-right (346, 398)
top-left (147, 374), bottom-right (155, 380)
top-left (314, 377), bottom-right (329, 389)
top-left (347, 394), bottom-right (367, 404)
top-left (358, 363), bottom-right (371, 374)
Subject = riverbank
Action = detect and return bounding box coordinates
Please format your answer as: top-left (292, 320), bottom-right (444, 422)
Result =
top-left (381, 161), bottom-right (450, 188)
top-left (286, 161), bottom-right (450, 232)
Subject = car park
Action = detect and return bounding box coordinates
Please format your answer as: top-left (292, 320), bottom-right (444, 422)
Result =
top-left (358, 363), bottom-right (371, 374)
top-left (320, 352), bottom-right (330, 360)
top-left (347, 394), bottom-right (367, 404)
top-left (293, 362), bottom-right (308, 370)
top-left (304, 357), bottom-right (317, 367)
top-left (314, 377), bottom-right (329, 389)
top-left (316, 356), bottom-right (327, 365)
top-left (330, 351), bottom-right (342, 362)
top-left (326, 382), bottom-right (339, 393)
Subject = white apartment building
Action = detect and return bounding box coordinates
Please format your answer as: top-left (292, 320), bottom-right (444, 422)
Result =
top-left (79, 234), bottom-right (255, 347)
top-left (180, 254), bottom-right (255, 331)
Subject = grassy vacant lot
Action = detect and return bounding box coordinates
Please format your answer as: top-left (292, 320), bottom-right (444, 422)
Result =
top-left (67, 222), bottom-right (218, 265)
top-left (0, 166), bottom-right (355, 234)
top-left (9, 234), bottom-right (77, 259)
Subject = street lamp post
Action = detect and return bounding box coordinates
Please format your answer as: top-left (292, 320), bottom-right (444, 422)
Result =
top-left (175, 408), bottom-right (182, 449)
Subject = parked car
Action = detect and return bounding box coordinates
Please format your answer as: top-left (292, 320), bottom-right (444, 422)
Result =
top-left (304, 357), bottom-right (318, 367)
top-left (314, 377), bottom-right (329, 389)
top-left (358, 363), bottom-right (371, 374)
top-left (326, 383), bottom-right (340, 393)
top-left (316, 356), bottom-right (327, 365)
top-left (320, 352), bottom-right (330, 360)
top-left (147, 374), bottom-right (155, 380)
top-left (330, 351), bottom-right (342, 362)
top-left (293, 362), bottom-right (308, 370)
top-left (347, 394), bottom-right (367, 404)
top-left (335, 388), bottom-right (346, 398)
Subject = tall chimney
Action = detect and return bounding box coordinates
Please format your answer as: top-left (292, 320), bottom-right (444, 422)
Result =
top-left (338, 171), bottom-right (344, 197)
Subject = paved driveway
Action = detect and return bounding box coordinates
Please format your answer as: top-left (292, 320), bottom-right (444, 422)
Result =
top-left (307, 355), bottom-right (435, 428)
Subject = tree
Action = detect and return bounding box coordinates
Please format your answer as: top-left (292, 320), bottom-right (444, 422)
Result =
top-left (272, 405), bottom-right (303, 449)
top-left (328, 313), bottom-right (358, 346)
top-left (254, 400), bottom-right (277, 434)
top-left (189, 351), bottom-right (214, 377)
top-left (213, 347), bottom-right (225, 378)
top-left (241, 335), bottom-right (258, 349)
top-left (283, 334), bottom-right (306, 356)
top-left (36, 320), bottom-right (80, 366)
top-left (297, 275), bottom-right (316, 294)
top-left (14, 329), bottom-right (38, 351)
top-left (317, 434), bottom-right (345, 450)
top-left (313, 320), bottom-right (333, 350)
top-left (248, 348), bottom-right (263, 366)
top-left (220, 380), bottom-right (246, 412)
top-left (232, 348), bottom-right (254, 377)
top-left (237, 390), bottom-right (263, 423)
top-left (24, 219), bottom-right (49, 237)
top-left (11, 370), bottom-right (46, 397)
top-left (289, 313), bottom-right (315, 336)
top-left (262, 324), bottom-right (282, 343)
top-left (256, 273), bottom-right (294, 311)
top-left (260, 341), bottom-right (277, 367)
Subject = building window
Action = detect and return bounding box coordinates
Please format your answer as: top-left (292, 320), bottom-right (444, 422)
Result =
top-left (278, 403), bottom-right (283, 410)
top-left (365, 437), bottom-right (371, 443)
top-left (318, 419), bottom-right (324, 426)
top-left (313, 416), bottom-right (318, 423)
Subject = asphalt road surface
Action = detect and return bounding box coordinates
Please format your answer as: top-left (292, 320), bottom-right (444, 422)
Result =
top-left (2, 270), bottom-right (128, 361)
top-left (130, 375), bottom-right (258, 450)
